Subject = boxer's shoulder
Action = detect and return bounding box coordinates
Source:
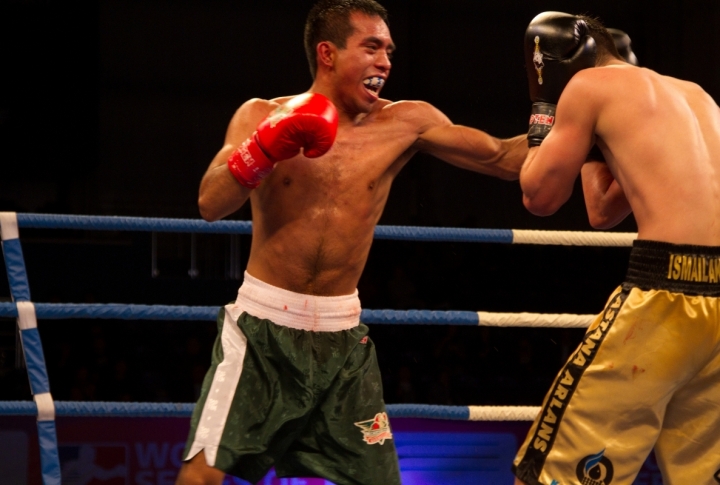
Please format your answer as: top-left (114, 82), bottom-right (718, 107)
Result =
top-left (377, 99), bottom-right (448, 130)
top-left (229, 95), bottom-right (305, 133)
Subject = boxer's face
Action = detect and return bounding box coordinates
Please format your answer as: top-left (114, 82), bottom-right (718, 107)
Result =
top-left (333, 12), bottom-right (393, 114)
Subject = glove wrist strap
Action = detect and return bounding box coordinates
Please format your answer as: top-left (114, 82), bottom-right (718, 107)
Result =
top-left (227, 134), bottom-right (275, 189)
top-left (527, 102), bottom-right (557, 147)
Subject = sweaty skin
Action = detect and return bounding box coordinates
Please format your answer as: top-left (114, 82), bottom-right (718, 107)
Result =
top-left (198, 13), bottom-right (527, 296)
top-left (520, 59), bottom-right (720, 245)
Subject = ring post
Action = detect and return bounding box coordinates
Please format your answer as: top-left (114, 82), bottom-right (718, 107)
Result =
top-left (1, 212), bottom-right (61, 485)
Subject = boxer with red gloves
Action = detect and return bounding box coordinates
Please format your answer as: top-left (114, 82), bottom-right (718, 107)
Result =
top-left (179, 2), bottom-right (529, 485)
top-left (514, 11), bottom-right (720, 485)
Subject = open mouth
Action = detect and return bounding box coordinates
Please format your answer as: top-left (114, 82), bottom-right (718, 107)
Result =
top-left (363, 76), bottom-right (385, 95)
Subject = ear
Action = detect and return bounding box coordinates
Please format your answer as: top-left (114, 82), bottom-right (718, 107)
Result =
top-left (317, 41), bottom-right (336, 70)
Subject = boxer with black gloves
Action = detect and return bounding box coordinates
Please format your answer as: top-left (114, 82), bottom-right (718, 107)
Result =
top-left (178, 1), bottom-right (529, 485)
top-left (514, 11), bottom-right (720, 485)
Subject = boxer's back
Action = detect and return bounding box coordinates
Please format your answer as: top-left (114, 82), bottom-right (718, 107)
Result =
top-left (591, 64), bottom-right (720, 245)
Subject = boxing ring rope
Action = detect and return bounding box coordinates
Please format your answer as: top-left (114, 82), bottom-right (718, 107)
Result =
top-left (13, 212), bottom-right (636, 245)
top-left (0, 212), bottom-right (636, 485)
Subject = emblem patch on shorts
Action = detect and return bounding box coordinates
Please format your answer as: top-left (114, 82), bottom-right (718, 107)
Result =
top-left (354, 412), bottom-right (392, 445)
top-left (575, 449), bottom-right (614, 485)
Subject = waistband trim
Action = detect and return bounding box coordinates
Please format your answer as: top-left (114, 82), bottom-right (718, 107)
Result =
top-left (228, 272), bottom-right (361, 332)
top-left (625, 240), bottom-right (720, 296)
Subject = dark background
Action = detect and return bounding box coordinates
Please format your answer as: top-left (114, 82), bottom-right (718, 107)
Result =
top-left (1, 0), bottom-right (718, 406)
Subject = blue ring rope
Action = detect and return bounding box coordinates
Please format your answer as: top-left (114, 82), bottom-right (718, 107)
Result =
top-left (0, 401), bottom-right (472, 420)
top-left (0, 303), bottom-right (479, 325)
top-left (15, 213), bottom-right (513, 243)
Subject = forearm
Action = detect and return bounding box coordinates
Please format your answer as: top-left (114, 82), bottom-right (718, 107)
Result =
top-left (519, 147), bottom-right (555, 215)
top-left (419, 126), bottom-right (528, 180)
top-left (581, 162), bottom-right (632, 229)
top-left (493, 134), bottom-right (530, 181)
top-left (198, 147), bottom-right (252, 222)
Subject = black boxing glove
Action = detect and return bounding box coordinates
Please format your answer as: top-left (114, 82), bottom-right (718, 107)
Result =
top-left (608, 28), bottom-right (638, 66)
top-left (525, 12), bottom-right (597, 147)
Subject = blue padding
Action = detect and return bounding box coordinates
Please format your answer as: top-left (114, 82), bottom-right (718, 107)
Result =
top-left (37, 420), bottom-right (61, 485)
top-left (2, 238), bottom-right (31, 301)
top-left (374, 225), bottom-right (514, 243)
top-left (362, 310), bottom-right (479, 325)
top-left (20, 328), bottom-right (51, 395)
top-left (0, 401), bottom-right (473, 420)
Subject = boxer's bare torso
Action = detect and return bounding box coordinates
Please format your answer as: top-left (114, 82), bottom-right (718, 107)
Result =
top-left (201, 95), bottom-right (524, 296)
top-left (521, 60), bottom-right (720, 245)
top-left (196, 12), bottom-right (526, 298)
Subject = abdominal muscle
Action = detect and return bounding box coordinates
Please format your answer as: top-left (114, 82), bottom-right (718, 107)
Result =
top-left (243, 145), bottom-right (399, 296)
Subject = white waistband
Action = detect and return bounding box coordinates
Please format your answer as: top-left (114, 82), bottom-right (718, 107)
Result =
top-left (228, 272), bottom-right (361, 332)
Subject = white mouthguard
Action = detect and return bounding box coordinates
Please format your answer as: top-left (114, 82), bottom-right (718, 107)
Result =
top-left (363, 77), bottom-right (385, 89)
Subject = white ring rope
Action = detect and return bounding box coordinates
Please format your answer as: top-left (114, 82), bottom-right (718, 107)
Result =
top-left (512, 229), bottom-right (636, 246)
top-left (477, 311), bottom-right (595, 328)
top-left (468, 406), bottom-right (540, 421)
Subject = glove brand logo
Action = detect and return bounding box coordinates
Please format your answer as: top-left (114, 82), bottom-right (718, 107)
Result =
top-left (238, 143), bottom-right (254, 167)
top-left (533, 36), bottom-right (545, 85)
top-left (266, 104), bottom-right (294, 129)
top-left (529, 114), bottom-right (555, 126)
top-left (354, 412), bottom-right (393, 445)
top-left (575, 450), bottom-right (614, 485)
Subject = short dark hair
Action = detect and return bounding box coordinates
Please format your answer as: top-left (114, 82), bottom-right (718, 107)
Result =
top-left (578, 15), bottom-right (622, 64)
top-left (304, 0), bottom-right (389, 79)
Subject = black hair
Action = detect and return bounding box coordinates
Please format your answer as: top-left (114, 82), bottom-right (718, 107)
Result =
top-left (578, 15), bottom-right (623, 64)
top-left (304, 0), bottom-right (389, 78)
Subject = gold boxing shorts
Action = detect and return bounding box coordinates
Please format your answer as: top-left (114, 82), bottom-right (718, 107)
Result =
top-left (513, 240), bottom-right (720, 485)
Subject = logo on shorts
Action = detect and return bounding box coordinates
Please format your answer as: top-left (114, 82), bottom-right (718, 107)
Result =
top-left (354, 412), bottom-right (392, 445)
top-left (576, 449), bottom-right (614, 485)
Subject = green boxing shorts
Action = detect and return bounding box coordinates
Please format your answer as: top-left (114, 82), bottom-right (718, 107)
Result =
top-left (183, 272), bottom-right (401, 485)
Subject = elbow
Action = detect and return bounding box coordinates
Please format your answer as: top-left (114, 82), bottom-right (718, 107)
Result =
top-left (523, 194), bottom-right (560, 217)
top-left (588, 213), bottom-right (618, 230)
top-left (198, 195), bottom-right (221, 222)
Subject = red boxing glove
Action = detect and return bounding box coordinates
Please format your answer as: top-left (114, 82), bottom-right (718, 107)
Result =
top-left (227, 93), bottom-right (338, 188)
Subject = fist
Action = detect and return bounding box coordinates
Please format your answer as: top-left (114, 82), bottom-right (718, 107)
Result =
top-left (256, 92), bottom-right (339, 160)
top-left (227, 93), bottom-right (338, 188)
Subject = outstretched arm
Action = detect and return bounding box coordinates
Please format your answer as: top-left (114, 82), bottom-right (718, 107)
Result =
top-left (407, 101), bottom-right (528, 180)
top-left (580, 161), bottom-right (632, 229)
